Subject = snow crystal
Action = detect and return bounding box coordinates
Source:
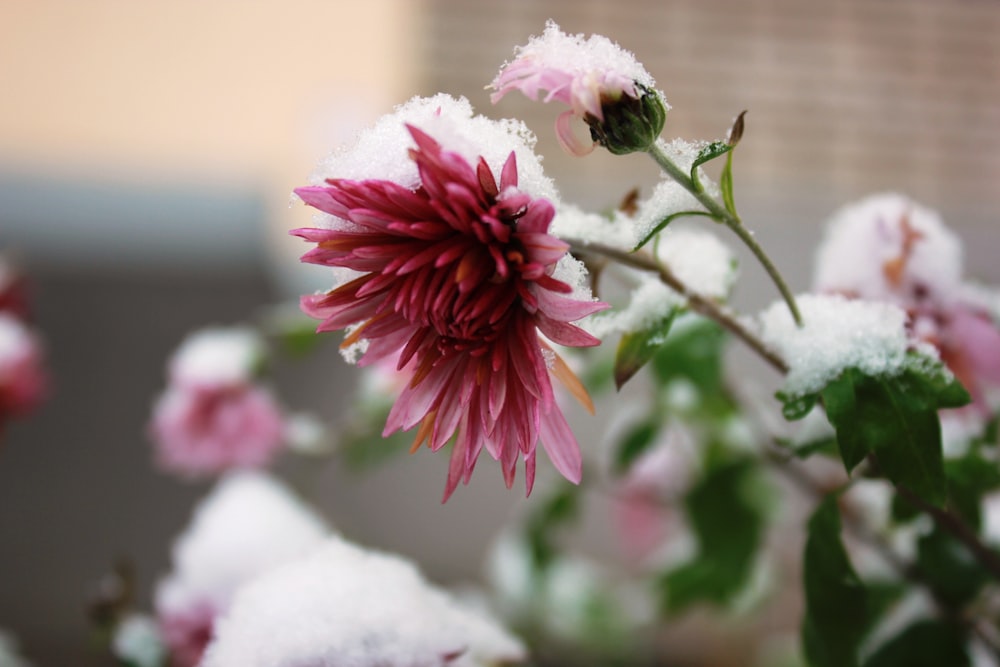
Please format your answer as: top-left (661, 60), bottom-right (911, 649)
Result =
top-left (586, 277), bottom-right (681, 339)
top-left (631, 179), bottom-right (706, 244)
top-left (156, 472), bottom-right (329, 616)
top-left (814, 193), bottom-right (964, 303)
top-left (551, 204), bottom-right (636, 250)
top-left (583, 226), bottom-right (734, 339)
top-left (756, 294), bottom-right (938, 397)
top-left (169, 327), bottom-right (263, 388)
top-left (655, 226), bottom-right (736, 300)
top-left (306, 94), bottom-right (557, 216)
top-left (202, 536), bottom-right (525, 667)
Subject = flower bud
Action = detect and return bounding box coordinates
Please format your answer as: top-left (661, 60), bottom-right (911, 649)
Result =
top-left (586, 84), bottom-right (667, 155)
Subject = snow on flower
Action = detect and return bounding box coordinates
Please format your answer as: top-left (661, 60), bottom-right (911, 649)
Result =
top-left (155, 472), bottom-right (329, 667)
top-left (149, 327), bottom-right (285, 477)
top-left (814, 193), bottom-right (1000, 415)
top-left (756, 293), bottom-right (934, 398)
top-left (491, 21), bottom-right (666, 156)
top-left (814, 193), bottom-right (963, 304)
top-left (0, 313), bottom-right (47, 432)
top-left (293, 95), bottom-right (606, 499)
top-left (202, 536), bottom-right (525, 667)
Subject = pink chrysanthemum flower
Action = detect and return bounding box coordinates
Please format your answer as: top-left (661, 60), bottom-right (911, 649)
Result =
top-left (0, 313), bottom-right (47, 432)
top-left (293, 122), bottom-right (605, 499)
top-left (491, 21), bottom-right (666, 156)
top-left (150, 328), bottom-right (285, 477)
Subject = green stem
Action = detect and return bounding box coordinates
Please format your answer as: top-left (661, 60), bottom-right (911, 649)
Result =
top-left (646, 141), bottom-right (803, 327)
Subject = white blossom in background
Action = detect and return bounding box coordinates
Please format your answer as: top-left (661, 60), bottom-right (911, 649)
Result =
top-left (0, 628), bottom-right (31, 667)
top-left (155, 472), bottom-right (329, 667)
top-left (112, 614), bottom-right (165, 667)
top-left (486, 534), bottom-right (653, 646)
top-left (149, 326), bottom-right (286, 477)
top-left (203, 536), bottom-right (525, 667)
top-left (756, 293), bottom-right (938, 398)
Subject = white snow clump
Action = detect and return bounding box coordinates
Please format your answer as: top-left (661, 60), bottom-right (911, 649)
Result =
top-left (757, 293), bottom-right (938, 397)
top-left (156, 471), bottom-right (329, 619)
top-left (202, 536), bottom-right (525, 667)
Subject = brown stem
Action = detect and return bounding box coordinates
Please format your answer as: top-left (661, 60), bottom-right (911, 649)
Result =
top-left (567, 240), bottom-right (788, 374)
top-left (896, 484), bottom-right (1000, 582)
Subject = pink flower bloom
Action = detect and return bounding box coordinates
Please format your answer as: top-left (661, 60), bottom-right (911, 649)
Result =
top-left (293, 124), bottom-right (606, 500)
top-left (150, 328), bottom-right (285, 477)
top-left (0, 313), bottom-right (47, 432)
top-left (490, 21), bottom-right (664, 156)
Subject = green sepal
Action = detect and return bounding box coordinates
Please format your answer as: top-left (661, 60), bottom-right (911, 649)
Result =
top-left (801, 495), bottom-right (869, 667)
top-left (613, 307), bottom-right (679, 390)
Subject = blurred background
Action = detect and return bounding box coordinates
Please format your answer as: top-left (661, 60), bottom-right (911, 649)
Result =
top-left (1, 0), bottom-right (998, 664)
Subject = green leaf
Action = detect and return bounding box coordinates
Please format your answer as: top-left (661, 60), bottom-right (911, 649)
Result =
top-left (651, 318), bottom-right (725, 395)
top-left (915, 526), bottom-right (990, 606)
top-left (802, 495), bottom-right (869, 667)
top-left (776, 435), bottom-right (839, 460)
top-left (614, 308), bottom-right (679, 389)
top-left (661, 460), bottom-right (765, 611)
top-left (820, 369), bottom-right (867, 472)
top-left (720, 149), bottom-right (737, 217)
top-left (820, 368), bottom-right (948, 505)
top-left (862, 620), bottom-right (970, 667)
top-left (776, 391), bottom-right (819, 421)
top-left (613, 419), bottom-right (661, 475)
top-left (525, 485), bottom-right (581, 570)
top-left (633, 210), bottom-right (714, 250)
top-left (945, 450), bottom-right (1000, 528)
top-left (690, 141), bottom-right (733, 193)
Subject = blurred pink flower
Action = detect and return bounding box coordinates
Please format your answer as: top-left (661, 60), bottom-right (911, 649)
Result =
top-left (151, 385), bottom-right (285, 476)
top-left (150, 328), bottom-right (285, 477)
top-left (815, 193), bottom-right (1000, 418)
top-left (158, 599), bottom-right (217, 667)
top-left (490, 21), bottom-right (663, 155)
top-left (0, 260), bottom-right (31, 321)
top-left (293, 125), bottom-right (605, 499)
top-left (0, 313), bottom-right (47, 432)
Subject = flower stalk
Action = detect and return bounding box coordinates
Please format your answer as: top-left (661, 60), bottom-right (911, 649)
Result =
top-left (646, 141), bottom-right (803, 327)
